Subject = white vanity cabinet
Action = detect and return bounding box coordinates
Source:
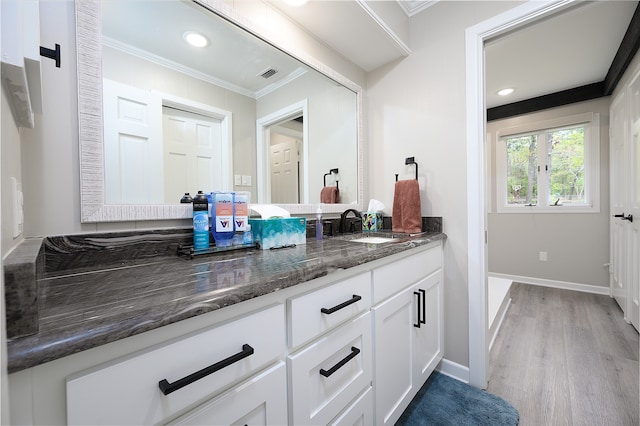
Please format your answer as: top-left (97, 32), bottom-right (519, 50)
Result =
top-left (371, 245), bottom-right (444, 426)
top-left (10, 241), bottom-right (444, 426)
top-left (66, 304), bottom-right (285, 425)
top-left (286, 272), bottom-right (373, 425)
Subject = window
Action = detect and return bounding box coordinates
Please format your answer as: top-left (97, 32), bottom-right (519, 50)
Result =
top-left (496, 113), bottom-right (600, 213)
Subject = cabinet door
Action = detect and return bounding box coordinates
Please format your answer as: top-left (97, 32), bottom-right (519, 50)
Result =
top-left (413, 270), bottom-right (444, 384)
top-left (372, 286), bottom-right (415, 426)
top-left (169, 362), bottom-right (287, 426)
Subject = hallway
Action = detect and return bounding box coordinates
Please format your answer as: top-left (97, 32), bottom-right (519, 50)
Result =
top-left (487, 283), bottom-right (639, 425)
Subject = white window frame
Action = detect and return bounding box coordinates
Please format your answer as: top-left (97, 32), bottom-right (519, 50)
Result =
top-left (495, 112), bottom-right (600, 213)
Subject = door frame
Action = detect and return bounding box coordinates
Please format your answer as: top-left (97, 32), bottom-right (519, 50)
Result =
top-left (465, 0), bottom-right (575, 389)
top-left (256, 99), bottom-right (308, 204)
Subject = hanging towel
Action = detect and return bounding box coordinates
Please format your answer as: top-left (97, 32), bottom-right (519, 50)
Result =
top-left (392, 179), bottom-right (422, 233)
top-left (320, 186), bottom-right (340, 204)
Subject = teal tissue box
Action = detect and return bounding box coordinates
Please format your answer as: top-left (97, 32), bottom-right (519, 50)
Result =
top-left (249, 217), bottom-right (307, 250)
top-left (362, 212), bottom-right (383, 231)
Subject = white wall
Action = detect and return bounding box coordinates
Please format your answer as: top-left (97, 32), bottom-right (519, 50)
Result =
top-left (487, 98), bottom-right (610, 288)
top-left (367, 0), bottom-right (522, 368)
top-left (1, 81), bottom-right (23, 256)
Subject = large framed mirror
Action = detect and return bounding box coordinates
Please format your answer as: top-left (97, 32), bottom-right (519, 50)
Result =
top-left (76, 0), bottom-right (363, 222)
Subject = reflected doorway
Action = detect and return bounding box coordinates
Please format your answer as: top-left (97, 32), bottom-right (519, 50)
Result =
top-left (256, 99), bottom-right (309, 204)
top-left (269, 117), bottom-right (303, 203)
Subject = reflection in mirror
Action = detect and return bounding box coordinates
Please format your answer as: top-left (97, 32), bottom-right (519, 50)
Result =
top-left (76, 0), bottom-right (363, 222)
top-left (268, 116), bottom-right (303, 204)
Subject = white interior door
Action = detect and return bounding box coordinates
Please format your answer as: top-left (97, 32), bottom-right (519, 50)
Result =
top-left (103, 79), bottom-right (163, 204)
top-left (610, 91), bottom-right (628, 314)
top-left (627, 72), bottom-right (640, 331)
top-left (269, 133), bottom-right (300, 203)
top-left (163, 107), bottom-right (222, 202)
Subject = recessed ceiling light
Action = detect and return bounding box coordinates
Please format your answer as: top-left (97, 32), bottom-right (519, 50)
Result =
top-left (497, 88), bottom-right (514, 96)
top-left (183, 31), bottom-right (208, 48)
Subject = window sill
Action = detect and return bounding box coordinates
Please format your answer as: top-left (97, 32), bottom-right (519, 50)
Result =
top-left (495, 205), bottom-right (599, 214)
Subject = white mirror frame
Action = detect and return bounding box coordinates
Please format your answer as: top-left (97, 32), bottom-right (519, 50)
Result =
top-left (76, 0), bottom-right (364, 222)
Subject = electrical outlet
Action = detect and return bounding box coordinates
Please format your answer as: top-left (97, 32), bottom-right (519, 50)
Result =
top-left (539, 251), bottom-right (547, 262)
top-left (234, 174), bottom-right (242, 186)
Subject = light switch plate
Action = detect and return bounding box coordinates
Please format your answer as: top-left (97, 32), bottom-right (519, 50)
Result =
top-left (242, 175), bottom-right (251, 186)
top-left (234, 174), bottom-right (242, 186)
top-left (11, 177), bottom-right (23, 238)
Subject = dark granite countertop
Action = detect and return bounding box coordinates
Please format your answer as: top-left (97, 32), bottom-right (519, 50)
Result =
top-left (6, 231), bottom-right (445, 373)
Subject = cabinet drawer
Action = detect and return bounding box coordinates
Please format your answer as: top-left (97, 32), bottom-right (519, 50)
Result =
top-left (372, 245), bottom-right (441, 304)
top-left (288, 272), bottom-right (371, 349)
top-left (329, 387), bottom-right (373, 426)
top-left (168, 362), bottom-right (287, 426)
top-left (288, 311), bottom-right (372, 426)
top-left (66, 304), bottom-right (285, 425)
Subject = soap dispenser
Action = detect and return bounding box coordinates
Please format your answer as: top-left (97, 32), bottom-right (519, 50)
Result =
top-left (316, 207), bottom-right (323, 240)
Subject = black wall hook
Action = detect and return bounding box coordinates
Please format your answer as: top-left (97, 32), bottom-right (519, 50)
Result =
top-left (40, 44), bottom-right (61, 68)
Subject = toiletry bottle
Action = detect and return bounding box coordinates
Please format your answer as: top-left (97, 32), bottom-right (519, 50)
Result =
top-left (212, 191), bottom-right (235, 247)
top-left (192, 191), bottom-right (209, 250)
top-left (180, 193), bottom-right (193, 203)
top-left (234, 191), bottom-right (249, 245)
top-left (316, 207), bottom-right (323, 240)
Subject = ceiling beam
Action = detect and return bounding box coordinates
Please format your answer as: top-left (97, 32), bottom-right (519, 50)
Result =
top-left (487, 82), bottom-right (604, 122)
top-left (604, 2), bottom-right (640, 95)
top-left (487, 2), bottom-right (640, 122)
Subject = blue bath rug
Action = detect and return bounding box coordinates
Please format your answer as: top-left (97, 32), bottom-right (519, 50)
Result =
top-left (395, 372), bottom-right (519, 426)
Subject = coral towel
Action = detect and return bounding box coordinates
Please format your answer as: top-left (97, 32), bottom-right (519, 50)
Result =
top-left (392, 180), bottom-right (422, 233)
top-left (320, 186), bottom-right (340, 204)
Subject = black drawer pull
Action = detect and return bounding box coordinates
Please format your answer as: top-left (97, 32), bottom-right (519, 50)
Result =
top-left (321, 295), bottom-right (362, 315)
top-left (158, 344), bottom-right (254, 395)
top-left (320, 347), bottom-right (361, 377)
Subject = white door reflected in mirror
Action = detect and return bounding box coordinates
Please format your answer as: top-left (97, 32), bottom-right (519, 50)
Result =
top-left (269, 119), bottom-right (303, 204)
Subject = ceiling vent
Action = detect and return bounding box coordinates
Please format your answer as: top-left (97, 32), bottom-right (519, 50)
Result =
top-left (258, 67), bottom-right (278, 79)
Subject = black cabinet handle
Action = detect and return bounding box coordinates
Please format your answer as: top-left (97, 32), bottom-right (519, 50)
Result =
top-left (419, 289), bottom-right (426, 325)
top-left (413, 289), bottom-right (426, 327)
top-left (158, 344), bottom-right (254, 395)
top-left (321, 295), bottom-right (362, 315)
top-left (414, 291), bottom-right (422, 328)
top-left (319, 347), bottom-right (361, 377)
top-left (623, 214), bottom-right (634, 223)
top-left (614, 213), bottom-right (625, 218)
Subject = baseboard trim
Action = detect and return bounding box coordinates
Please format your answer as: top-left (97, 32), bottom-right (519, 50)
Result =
top-left (489, 273), bottom-right (610, 296)
top-left (488, 297), bottom-right (511, 352)
top-left (437, 358), bottom-right (470, 384)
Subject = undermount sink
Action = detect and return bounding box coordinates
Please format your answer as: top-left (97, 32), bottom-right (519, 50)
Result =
top-left (345, 236), bottom-right (397, 244)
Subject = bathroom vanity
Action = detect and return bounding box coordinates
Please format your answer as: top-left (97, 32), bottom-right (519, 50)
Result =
top-left (6, 231), bottom-right (445, 425)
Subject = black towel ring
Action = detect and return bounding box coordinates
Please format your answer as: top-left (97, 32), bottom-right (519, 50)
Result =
top-left (405, 157), bottom-right (418, 180)
top-left (324, 168), bottom-right (339, 188)
top-left (395, 158), bottom-right (418, 181)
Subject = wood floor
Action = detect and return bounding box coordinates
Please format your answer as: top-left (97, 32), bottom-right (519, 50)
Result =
top-left (487, 283), bottom-right (639, 426)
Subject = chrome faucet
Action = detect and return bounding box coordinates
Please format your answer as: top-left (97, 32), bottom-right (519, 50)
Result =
top-left (339, 209), bottom-right (361, 234)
